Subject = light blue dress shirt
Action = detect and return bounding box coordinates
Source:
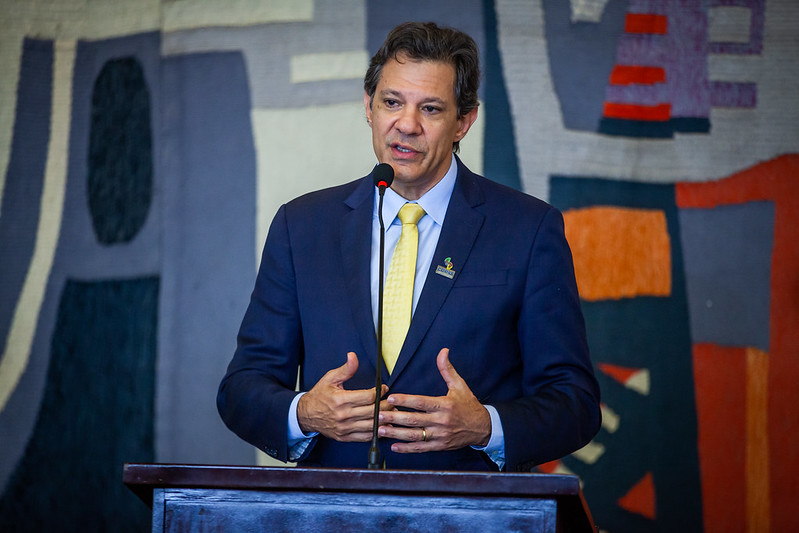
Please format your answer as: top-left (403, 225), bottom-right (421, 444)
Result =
top-left (288, 155), bottom-right (505, 469)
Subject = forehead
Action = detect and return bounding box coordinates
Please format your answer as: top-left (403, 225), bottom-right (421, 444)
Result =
top-left (377, 55), bottom-right (457, 101)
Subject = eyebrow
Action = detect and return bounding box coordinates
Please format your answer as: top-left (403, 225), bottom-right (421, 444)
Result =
top-left (378, 89), bottom-right (449, 107)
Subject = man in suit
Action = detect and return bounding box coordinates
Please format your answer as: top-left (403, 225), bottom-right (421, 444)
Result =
top-left (217, 22), bottom-right (600, 471)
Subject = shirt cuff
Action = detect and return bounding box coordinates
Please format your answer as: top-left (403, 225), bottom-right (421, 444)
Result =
top-left (287, 392), bottom-right (318, 460)
top-left (471, 404), bottom-right (506, 470)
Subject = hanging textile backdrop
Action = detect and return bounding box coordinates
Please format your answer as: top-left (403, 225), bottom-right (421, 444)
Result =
top-left (0, 1), bottom-right (796, 531)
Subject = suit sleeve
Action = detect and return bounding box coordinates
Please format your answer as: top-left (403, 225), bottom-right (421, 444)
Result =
top-left (216, 204), bottom-right (307, 462)
top-left (495, 206), bottom-right (601, 471)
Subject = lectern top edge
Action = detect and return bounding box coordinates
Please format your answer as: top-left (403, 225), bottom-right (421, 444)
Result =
top-left (123, 463), bottom-right (582, 497)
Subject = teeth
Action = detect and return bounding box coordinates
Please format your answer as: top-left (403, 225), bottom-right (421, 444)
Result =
top-left (396, 146), bottom-right (412, 153)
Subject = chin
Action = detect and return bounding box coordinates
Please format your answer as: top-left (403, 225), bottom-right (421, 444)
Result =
top-left (393, 170), bottom-right (420, 184)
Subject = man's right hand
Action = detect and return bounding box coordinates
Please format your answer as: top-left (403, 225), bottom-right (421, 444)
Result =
top-left (297, 352), bottom-right (389, 442)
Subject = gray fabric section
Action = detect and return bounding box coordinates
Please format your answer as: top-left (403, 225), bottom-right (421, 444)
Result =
top-left (59, 33), bottom-right (163, 279)
top-left (158, 51), bottom-right (257, 465)
top-left (0, 39), bottom-right (51, 361)
top-left (542, 0), bottom-right (628, 132)
top-left (162, 0), bottom-right (366, 109)
top-left (679, 201), bottom-right (774, 351)
top-left (0, 38), bottom-right (53, 496)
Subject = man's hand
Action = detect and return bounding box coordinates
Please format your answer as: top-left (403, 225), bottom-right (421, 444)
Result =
top-left (377, 348), bottom-right (491, 453)
top-left (297, 352), bottom-right (389, 442)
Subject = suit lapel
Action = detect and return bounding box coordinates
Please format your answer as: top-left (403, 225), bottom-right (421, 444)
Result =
top-left (341, 177), bottom-right (379, 374)
top-left (387, 161), bottom-right (485, 385)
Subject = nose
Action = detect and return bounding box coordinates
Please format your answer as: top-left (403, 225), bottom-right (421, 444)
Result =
top-left (395, 107), bottom-right (422, 136)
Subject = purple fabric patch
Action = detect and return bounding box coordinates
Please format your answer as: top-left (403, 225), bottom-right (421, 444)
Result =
top-left (710, 81), bottom-right (757, 107)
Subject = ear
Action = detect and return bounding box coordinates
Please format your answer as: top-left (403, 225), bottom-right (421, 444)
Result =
top-left (363, 91), bottom-right (373, 125)
top-left (454, 107), bottom-right (478, 142)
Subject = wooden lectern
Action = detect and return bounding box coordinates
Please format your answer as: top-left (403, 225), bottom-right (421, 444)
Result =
top-left (124, 463), bottom-right (596, 532)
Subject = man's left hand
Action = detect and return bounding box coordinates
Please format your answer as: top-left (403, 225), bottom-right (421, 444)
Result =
top-left (377, 348), bottom-right (491, 453)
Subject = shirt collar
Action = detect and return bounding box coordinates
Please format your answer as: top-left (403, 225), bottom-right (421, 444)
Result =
top-left (375, 154), bottom-right (457, 226)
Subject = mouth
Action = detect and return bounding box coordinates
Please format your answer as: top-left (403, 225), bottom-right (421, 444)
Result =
top-left (391, 142), bottom-right (420, 157)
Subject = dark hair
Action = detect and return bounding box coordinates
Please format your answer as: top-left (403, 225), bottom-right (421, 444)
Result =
top-left (364, 22), bottom-right (480, 153)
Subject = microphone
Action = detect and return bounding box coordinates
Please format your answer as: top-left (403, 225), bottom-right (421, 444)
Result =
top-left (373, 162), bottom-right (394, 192)
top-left (368, 163), bottom-right (393, 469)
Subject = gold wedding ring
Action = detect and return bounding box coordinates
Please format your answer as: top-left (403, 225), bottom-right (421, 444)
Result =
top-left (421, 427), bottom-right (428, 442)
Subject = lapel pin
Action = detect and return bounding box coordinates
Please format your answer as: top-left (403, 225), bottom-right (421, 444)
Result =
top-left (435, 256), bottom-right (455, 279)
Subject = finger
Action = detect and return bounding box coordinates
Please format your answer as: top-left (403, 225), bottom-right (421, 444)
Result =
top-left (323, 384), bottom-right (390, 419)
top-left (391, 440), bottom-right (437, 453)
top-left (360, 383), bottom-right (389, 413)
top-left (324, 352), bottom-right (359, 386)
top-left (343, 351), bottom-right (359, 378)
top-left (331, 425), bottom-right (379, 442)
top-left (372, 383), bottom-right (389, 402)
top-left (342, 431), bottom-right (377, 443)
top-left (378, 424), bottom-right (430, 443)
top-left (324, 404), bottom-right (387, 440)
top-left (345, 402), bottom-right (385, 421)
top-left (356, 385), bottom-right (388, 406)
top-left (379, 408), bottom-right (433, 428)
top-left (387, 393), bottom-right (440, 413)
top-left (341, 415), bottom-right (384, 434)
top-left (436, 348), bottom-right (465, 390)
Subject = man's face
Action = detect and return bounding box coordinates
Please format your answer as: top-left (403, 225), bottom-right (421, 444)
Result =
top-left (364, 54), bottom-right (477, 200)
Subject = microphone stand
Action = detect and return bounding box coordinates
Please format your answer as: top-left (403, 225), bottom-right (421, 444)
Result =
top-left (368, 184), bottom-right (387, 470)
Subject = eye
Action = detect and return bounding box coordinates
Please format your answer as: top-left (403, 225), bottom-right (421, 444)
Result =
top-left (384, 99), bottom-right (399, 108)
top-left (422, 105), bottom-right (441, 114)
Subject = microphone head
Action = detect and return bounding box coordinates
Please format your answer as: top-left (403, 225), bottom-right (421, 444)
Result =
top-left (373, 163), bottom-right (394, 189)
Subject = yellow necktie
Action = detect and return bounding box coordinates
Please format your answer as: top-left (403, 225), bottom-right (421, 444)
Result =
top-left (382, 203), bottom-right (426, 374)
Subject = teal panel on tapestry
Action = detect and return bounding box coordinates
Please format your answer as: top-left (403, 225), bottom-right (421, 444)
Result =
top-left (482, 0), bottom-right (521, 190)
top-left (549, 176), bottom-right (702, 532)
top-left (0, 278), bottom-right (158, 532)
top-left (88, 57), bottom-right (153, 245)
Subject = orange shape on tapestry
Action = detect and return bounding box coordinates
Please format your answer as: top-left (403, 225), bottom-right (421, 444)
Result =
top-left (619, 472), bottom-right (657, 519)
top-left (563, 206), bottom-right (671, 301)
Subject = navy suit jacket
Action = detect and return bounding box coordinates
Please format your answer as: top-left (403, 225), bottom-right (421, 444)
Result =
top-left (218, 158), bottom-right (600, 471)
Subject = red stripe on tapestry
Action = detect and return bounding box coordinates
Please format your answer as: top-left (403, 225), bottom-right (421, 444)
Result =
top-left (625, 14), bottom-right (668, 34)
top-left (603, 102), bottom-right (671, 121)
top-left (693, 343), bottom-right (747, 532)
top-left (610, 65), bottom-right (666, 86)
